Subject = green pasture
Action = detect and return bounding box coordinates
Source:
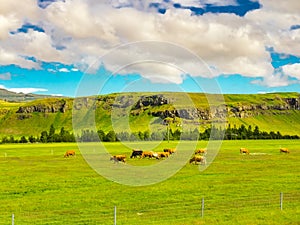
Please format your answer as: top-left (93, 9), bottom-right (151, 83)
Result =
top-left (0, 140), bottom-right (299, 224)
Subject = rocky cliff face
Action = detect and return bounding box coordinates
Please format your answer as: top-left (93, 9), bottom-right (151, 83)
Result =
top-left (132, 95), bottom-right (168, 109)
top-left (16, 99), bottom-right (69, 114)
top-left (131, 95), bottom-right (300, 120)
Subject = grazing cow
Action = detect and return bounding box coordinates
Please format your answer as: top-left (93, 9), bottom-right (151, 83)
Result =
top-left (280, 148), bottom-right (290, 154)
top-left (130, 149), bottom-right (143, 158)
top-left (163, 148), bottom-right (176, 154)
top-left (110, 155), bottom-right (126, 163)
top-left (157, 152), bottom-right (170, 159)
top-left (240, 148), bottom-right (249, 154)
top-left (195, 148), bottom-right (207, 154)
top-left (141, 151), bottom-right (155, 159)
top-left (64, 150), bottom-right (75, 157)
top-left (189, 155), bottom-right (206, 165)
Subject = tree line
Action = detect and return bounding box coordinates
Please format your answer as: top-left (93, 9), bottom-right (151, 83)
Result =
top-left (0, 123), bottom-right (299, 144)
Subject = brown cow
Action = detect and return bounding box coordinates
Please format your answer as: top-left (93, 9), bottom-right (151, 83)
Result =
top-left (157, 152), bottom-right (170, 159)
top-left (64, 150), bottom-right (75, 157)
top-left (189, 155), bottom-right (206, 165)
top-left (163, 148), bottom-right (176, 154)
top-left (240, 148), bottom-right (249, 154)
top-left (141, 151), bottom-right (156, 159)
top-left (110, 155), bottom-right (126, 163)
top-left (280, 148), bottom-right (290, 154)
top-left (195, 148), bottom-right (207, 154)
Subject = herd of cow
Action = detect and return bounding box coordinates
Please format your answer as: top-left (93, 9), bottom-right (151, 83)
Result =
top-left (110, 148), bottom-right (207, 165)
top-left (63, 147), bottom-right (290, 164)
top-left (110, 148), bottom-right (176, 164)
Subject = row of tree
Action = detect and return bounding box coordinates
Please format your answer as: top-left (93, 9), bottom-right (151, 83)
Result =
top-left (0, 124), bottom-right (299, 144)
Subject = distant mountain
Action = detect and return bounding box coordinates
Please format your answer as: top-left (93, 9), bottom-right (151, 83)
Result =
top-left (0, 88), bottom-right (62, 102)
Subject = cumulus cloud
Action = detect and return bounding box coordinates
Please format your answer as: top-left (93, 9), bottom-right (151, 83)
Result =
top-left (0, 0), bottom-right (299, 87)
top-left (246, 0), bottom-right (300, 56)
top-left (251, 72), bottom-right (292, 87)
top-left (43, 0), bottom-right (273, 83)
top-left (0, 0), bottom-right (41, 39)
top-left (282, 63), bottom-right (300, 80)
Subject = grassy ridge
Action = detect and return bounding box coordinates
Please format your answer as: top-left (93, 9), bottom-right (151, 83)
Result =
top-left (0, 140), bottom-right (299, 224)
top-left (0, 92), bottom-right (299, 137)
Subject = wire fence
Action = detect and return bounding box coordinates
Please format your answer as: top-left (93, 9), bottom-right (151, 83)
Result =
top-left (5, 192), bottom-right (300, 225)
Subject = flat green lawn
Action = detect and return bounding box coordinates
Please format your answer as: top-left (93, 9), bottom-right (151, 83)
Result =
top-left (0, 140), bottom-right (299, 224)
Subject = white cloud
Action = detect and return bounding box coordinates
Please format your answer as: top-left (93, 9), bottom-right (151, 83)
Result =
top-left (282, 63), bottom-right (300, 80)
top-left (8, 87), bottom-right (48, 94)
top-left (0, 0), bottom-right (41, 39)
top-left (44, 1), bottom-right (273, 83)
top-left (0, 0), bottom-right (299, 88)
top-left (251, 71), bottom-right (295, 87)
top-left (59, 68), bottom-right (70, 72)
top-left (0, 47), bottom-right (40, 69)
top-left (246, 0), bottom-right (300, 56)
top-left (0, 85), bottom-right (48, 94)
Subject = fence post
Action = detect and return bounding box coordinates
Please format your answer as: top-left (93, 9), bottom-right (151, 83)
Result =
top-left (114, 206), bottom-right (117, 225)
top-left (280, 192), bottom-right (283, 210)
top-left (12, 214), bottom-right (14, 225)
top-left (201, 197), bottom-right (204, 218)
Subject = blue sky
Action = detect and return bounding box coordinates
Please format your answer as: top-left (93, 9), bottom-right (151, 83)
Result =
top-left (0, 0), bottom-right (299, 97)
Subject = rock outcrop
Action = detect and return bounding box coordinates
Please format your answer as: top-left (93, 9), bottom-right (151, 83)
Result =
top-left (16, 99), bottom-right (68, 113)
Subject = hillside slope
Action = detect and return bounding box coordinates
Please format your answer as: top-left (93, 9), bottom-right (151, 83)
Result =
top-left (0, 92), bottom-right (299, 137)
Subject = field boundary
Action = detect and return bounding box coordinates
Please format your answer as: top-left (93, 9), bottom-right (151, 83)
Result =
top-left (8, 192), bottom-right (300, 224)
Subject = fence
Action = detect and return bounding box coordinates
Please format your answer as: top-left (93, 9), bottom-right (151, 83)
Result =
top-left (6, 192), bottom-right (300, 224)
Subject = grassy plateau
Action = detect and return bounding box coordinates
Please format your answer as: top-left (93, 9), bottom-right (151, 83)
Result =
top-left (0, 140), bottom-right (299, 224)
top-left (1, 92), bottom-right (300, 137)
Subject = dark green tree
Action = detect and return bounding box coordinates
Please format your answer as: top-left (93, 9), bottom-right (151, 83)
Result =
top-left (97, 130), bottom-right (106, 141)
top-left (48, 124), bottom-right (56, 142)
top-left (28, 135), bottom-right (36, 143)
top-left (9, 135), bottom-right (15, 143)
top-left (143, 130), bottom-right (150, 141)
top-left (253, 126), bottom-right (260, 139)
top-left (40, 131), bottom-right (48, 143)
top-left (1, 136), bottom-right (9, 144)
top-left (105, 131), bottom-right (117, 142)
top-left (19, 136), bottom-right (28, 143)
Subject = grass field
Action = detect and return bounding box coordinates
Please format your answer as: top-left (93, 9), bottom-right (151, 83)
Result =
top-left (0, 140), bottom-right (299, 224)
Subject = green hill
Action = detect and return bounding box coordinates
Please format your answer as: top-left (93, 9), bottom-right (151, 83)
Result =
top-left (0, 92), bottom-right (299, 138)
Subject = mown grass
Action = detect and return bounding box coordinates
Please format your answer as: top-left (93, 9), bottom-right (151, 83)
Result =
top-left (0, 140), bottom-right (299, 224)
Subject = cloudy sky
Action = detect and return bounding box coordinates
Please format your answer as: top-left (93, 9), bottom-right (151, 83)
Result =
top-left (0, 0), bottom-right (299, 97)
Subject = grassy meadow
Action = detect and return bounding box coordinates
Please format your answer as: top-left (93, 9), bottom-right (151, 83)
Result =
top-left (0, 140), bottom-right (299, 224)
